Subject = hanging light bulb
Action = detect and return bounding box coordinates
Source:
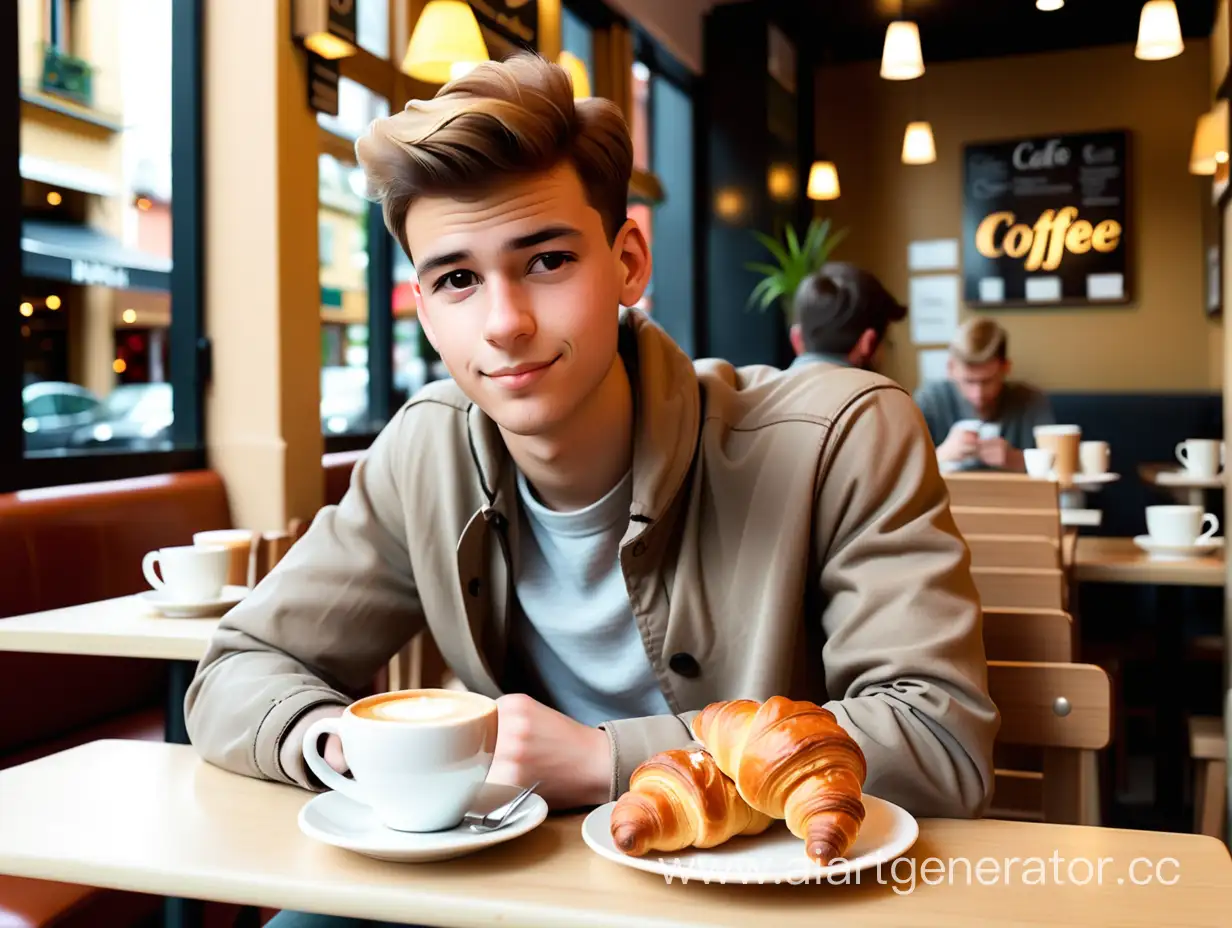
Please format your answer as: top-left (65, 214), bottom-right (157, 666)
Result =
top-left (807, 161), bottom-right (840, 200)
top-left (902, 121), bottom-right (937, 165)
top-left (558, 51), bottom-right (591, 99)
top-left (880, 21), bottom-right (924, 80)
top-left (402, 0), bottom-right (490, 84)
top-left (1190, 103), bottom-right (1229, 174)
top-left (1036, 0), bottom-right (1064, 10)
top-left (1135, 0), bottom-right (1184, 61)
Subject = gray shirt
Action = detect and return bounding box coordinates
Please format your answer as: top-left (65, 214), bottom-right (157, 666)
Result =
top-left (790, 351), bottom-right (852, 370)
top-left (913, 379), bottom-right (1055, 470)
top-left (511, 468), bottom-right (672, 727)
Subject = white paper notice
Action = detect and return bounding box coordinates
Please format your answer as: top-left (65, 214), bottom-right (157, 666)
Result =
top-left (909, 274), bottom-right (960, 345)
top-left (1086, 273), bottom-right (1124, 301)
top-left (1025, 276), bottom-right (1062, 302)
top-left (917, 348), bottom-right (949, 384)
top-left (908, 239), bottom-right (959, 272)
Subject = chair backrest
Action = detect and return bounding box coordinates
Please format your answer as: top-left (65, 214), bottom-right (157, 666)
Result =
top-left (945, 473), bottom-right (1060, 510)
top-left (983, 608), bottom-right (1074, 662)
top-left (952, 506), bottom-right (1062, 542)
top-left (988, 660), bottom-right (1111, 824)
top-left (966, 534), bottom-right (1060, 570)
top-left (972, 567), bottom-right (1065, 610)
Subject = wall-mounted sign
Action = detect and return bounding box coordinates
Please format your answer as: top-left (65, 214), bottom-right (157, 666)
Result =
top-left (308, 52), bottom-right (340, 116)
top-left (325, 0), bottom-right (357, 46)
top-left (962, 130), bottom-right (1130, 306)
top-left (469, 0), bottom-right (538, 51)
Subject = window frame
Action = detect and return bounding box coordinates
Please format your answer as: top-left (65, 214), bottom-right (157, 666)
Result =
top-left (1, 0), bottom-right (207, 493)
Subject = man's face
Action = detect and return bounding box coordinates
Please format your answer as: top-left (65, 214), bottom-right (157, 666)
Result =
top-left (407, 162), bottom-right (650, 438)
top-left (949, 357), bottom-right (1008, 419)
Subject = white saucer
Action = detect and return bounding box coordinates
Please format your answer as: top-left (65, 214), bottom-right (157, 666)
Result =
top-left (1133, 535), bottom-right (1224, 559)
top-left (581, 793), bottom-right (918, 885)
top-left (1070, 472), bottom-right (1121, 486)
top-left (138, 584), bottom-right (249, 618)
top-left (298, 783), bottom-right (549, 863)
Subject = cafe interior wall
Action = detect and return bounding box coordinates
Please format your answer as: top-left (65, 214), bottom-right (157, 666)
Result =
top-left (813, 40), bottom-right (1219, 395)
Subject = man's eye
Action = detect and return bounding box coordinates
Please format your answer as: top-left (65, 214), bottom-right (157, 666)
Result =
top-left (529, 252), bottom-right (576, 274)
top-left (435, 270), bottom-right (478, 292)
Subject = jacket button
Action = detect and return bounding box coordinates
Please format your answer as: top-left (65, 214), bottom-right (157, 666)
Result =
top-left (467, 578), bottom-right (482, 597)
top-left (669, 652), bottom-right (700, 678)
top-left (632, 541), bottom-right (647, 557)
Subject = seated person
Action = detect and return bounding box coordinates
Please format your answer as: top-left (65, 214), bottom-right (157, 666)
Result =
top-left (185, 53), bottom-right (998, 928)
top-left (914, 317), bottom-right (1054, 472)
top-left (788, 263), bottom-right (906, 374)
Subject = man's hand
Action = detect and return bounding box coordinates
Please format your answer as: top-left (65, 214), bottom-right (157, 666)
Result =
top-left (977, 438), bottom-right (1025, 472)
top-left (281, 704), bottom-right (347, 784)
top-left (936, 423), bottom-right (979, 463)
top-left (488, 693), bottom-right (612, 810)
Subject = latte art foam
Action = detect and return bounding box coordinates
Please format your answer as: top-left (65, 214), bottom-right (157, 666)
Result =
top-left (355, 692), bottom-right (491, 724)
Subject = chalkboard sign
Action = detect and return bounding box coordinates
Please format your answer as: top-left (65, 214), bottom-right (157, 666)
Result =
top-left (961, 130), bottom-right (1130, 307)
top-left (469, 0), bottom-right (538, 51)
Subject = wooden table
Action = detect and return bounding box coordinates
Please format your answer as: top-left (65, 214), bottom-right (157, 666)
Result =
top-left (1072, 537), bottom-right (1225, 587)
top-left (1, 741), bottom-right (1230, 927)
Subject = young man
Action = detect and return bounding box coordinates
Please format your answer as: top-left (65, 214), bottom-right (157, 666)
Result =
top-left (788, 262), bottom-right (906, 374)
top-left (914, 317), bottom-right (1055, 472)
top-left (185, 54), bottom-right (998, 927)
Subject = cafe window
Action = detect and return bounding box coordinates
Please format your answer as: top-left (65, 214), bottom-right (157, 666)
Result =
top-left (1, 0), bottom-right (206, 491)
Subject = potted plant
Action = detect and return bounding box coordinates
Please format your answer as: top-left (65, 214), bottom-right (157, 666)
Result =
top-left (745, 217), bottom-right (848, 324)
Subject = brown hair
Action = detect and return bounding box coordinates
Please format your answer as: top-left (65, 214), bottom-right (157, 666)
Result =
top-left (949, 317), bottom-right (1008, 365)
top-left (355, 52), bottom-right (632, 261)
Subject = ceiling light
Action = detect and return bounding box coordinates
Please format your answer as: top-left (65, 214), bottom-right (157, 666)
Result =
top-left (402, 0), bottom-right (490, 84)
top-left (881, 21), bottom-right (924, 80)
top-left (902, 121), bottom-right (937, 164)
top-left (1036, 0), bottom-right (1064, 10)
top-left (558, 51), bottom-right (591, 99)
top-left (1135, 0), bottom-right (1184, 61)
top-left (1190, 103), bottom-right (1228, 174)
top-left (807, 161), bottom-right (841, 200)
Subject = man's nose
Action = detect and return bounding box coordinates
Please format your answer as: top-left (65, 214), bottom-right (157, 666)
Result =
top-left (482, 277), bottom-right (535, 345)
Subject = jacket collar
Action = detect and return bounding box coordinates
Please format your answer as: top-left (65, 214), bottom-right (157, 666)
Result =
top-left (463, 307), bottom-right (701, 527)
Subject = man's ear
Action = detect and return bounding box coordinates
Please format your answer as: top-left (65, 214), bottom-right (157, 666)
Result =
top-left (789, 323), bottom-right (805, 356)
top-left (411, 280), bottom-right (439, 350)
top-left (850, 327), bottom-right (879, 364)
top-left (613, 217), bottom-right (653, 307)
top-left (1002, 359), bottom-right (1013, 379)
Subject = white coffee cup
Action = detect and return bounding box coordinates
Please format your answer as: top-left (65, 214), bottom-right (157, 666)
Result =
top-left (193, 529), bottom-right (256, 587)
top-left (1145, 505), bottom-right (1220, 546)
top-left (1176, 439), bottom-right (1224, 479)
top-left (1079, 440), bottom-right (1110, 476)
top-left (142, 544), bottom-right (230, 601)
top-left (1023, 448), bottom-right (1055, 478)
top-left (303, 688), bottom-right (499, 832)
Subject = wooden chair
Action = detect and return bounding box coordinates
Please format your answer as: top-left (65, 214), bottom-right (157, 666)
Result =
top-left (983, 608), bottom-right (1074, 663)
top-left (952, 506), bottom-right (1062, 543)
top-left (1188, 715), bottom-right (1227, 838)
top-left (972, 567), bottom-right (1066, 610)
top-left (988, 660), bottom-right (1112, 825)
top-left (965, 534), bottom-right (1060, 570)
top-left (945, 472), bottom-right (1061, 511)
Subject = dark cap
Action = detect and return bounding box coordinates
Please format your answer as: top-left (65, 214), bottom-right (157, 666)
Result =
top-left (792, 262), bottom-right (907, 355)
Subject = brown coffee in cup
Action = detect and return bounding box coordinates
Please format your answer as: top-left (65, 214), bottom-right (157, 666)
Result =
top-left (193, 530), bottom-right (255, 587)
top-left (350, 689), bottom-right (494, 724)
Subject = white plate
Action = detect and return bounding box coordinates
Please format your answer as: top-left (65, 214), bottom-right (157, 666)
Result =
top-left (138, 584), bottom-right (249, 618)
top-left (581, 793), bottom-right (918, 885)
top-left (1133, 535), bottom-right (1224, 559)
top-left (298, 782), bottom-right (548, 863)
top-left (1070, 472), bottom-right (1121, 486)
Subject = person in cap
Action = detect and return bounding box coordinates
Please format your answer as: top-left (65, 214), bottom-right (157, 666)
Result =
top-left (913, 317), bottom-right (1054, 472)
top-left (788, 263), bottom-right (907, 373)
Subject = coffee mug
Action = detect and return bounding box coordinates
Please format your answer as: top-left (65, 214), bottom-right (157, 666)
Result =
top-left (1145, 505), bottom-right (1219, 547)
top-left (193, 529), bottom-right (256, 587)
top-left (1034, 425), bottom-right (1082, 482)
top-left (142, 544), bottom-right (230, 601)
top-left (1176, 439), bottom-right (1224, 479)
top-left (302, 688), bottom-right (499, 832)
top-left (1079, 440), bottom-right (1110, 476)
top-left (1023, 448), bottom-right (1055, 478)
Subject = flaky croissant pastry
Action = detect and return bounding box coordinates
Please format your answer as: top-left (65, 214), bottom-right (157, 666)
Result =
top-left (691, 697), bottom-right (867, 866)
top-left (609, 747), bottom-right (774, 856)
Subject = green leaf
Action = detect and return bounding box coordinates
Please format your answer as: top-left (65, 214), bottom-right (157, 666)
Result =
top-left (751, 231), bottom-right (791, 269)
top-left (784, 223), bottom-right (801, 260)
top-left (744, 261), bottom-right (785, 279)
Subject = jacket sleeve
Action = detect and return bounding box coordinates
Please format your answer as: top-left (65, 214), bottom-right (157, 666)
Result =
top-left (597, 711), bottom-right (700, 800)
top-left (815, 383), bottom-right (1000, 819)
top-left (184, 409), bottom-right (425, 789)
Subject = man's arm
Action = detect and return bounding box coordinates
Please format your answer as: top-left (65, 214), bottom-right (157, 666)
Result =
top-left (815, 384), bottom-right (1000, 819)
top-left (184, 409), bottom-right (425, 789)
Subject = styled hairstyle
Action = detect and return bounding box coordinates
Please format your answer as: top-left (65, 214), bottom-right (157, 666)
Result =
top-left (355, 52), bottom-right (633, 262)
top-left (791, 263), bottom-right (906, 355)
top-left (949, 317), bottom-right (1008, 365)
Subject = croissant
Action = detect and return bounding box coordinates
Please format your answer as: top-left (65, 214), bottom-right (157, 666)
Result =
top-left (609, 747), bottom-right (774, 856)
top-left (691, 697), bottom-right (867, 866)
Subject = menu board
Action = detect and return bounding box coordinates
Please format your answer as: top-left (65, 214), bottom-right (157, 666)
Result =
top-left (961, 130), bottom-right (1130, 306)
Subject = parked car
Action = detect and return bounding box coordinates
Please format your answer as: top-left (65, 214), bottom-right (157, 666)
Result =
top-left (22, 381), bottom-right (103, 453)
top-left (68, 382), bottom-right (174, 451)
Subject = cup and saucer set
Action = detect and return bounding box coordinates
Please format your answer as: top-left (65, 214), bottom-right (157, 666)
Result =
top-left (1133, 505), bottom-right (1224, 560)
top-left (139, 529), bottom-right (254, 617)
top-left (296, 689), bottom-right (549, 863)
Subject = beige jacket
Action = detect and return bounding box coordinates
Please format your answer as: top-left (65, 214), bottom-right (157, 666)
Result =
top-left (185, 310), bottom-right (999, 817)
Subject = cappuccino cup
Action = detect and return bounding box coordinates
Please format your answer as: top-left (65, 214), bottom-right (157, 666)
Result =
top-left (1034, 425), bottom-right (1081, 483)
top-left (1176, 439), bottom-right (1224, 479)
top-left (1146, 505), bottom-right (1220, 547)
top-left (1023, 447), bottom-right (1055, 478)
top-left (142, 544), bottom-right (230, 601)
top-left (302, 688), bottom-right (498, 832)
top-left (193, 529), bottom-right (256, 587)
top-left (1079, 440), bottom-right (1110, 476)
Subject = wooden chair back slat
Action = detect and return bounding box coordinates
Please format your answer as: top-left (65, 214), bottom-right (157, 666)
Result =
top-left (966, 534), bottom-right (1060, 570)
top-left (945, 473), bottom-right (1059, 510)
top-left (952, 507), bottom-right (1062, 542)
top-left (983, 609), bottom-right (1074, 663)
top-left (972, 567), bottom-right (1065, 610)
top-left (988, 660), bottom-right (1111, 750)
